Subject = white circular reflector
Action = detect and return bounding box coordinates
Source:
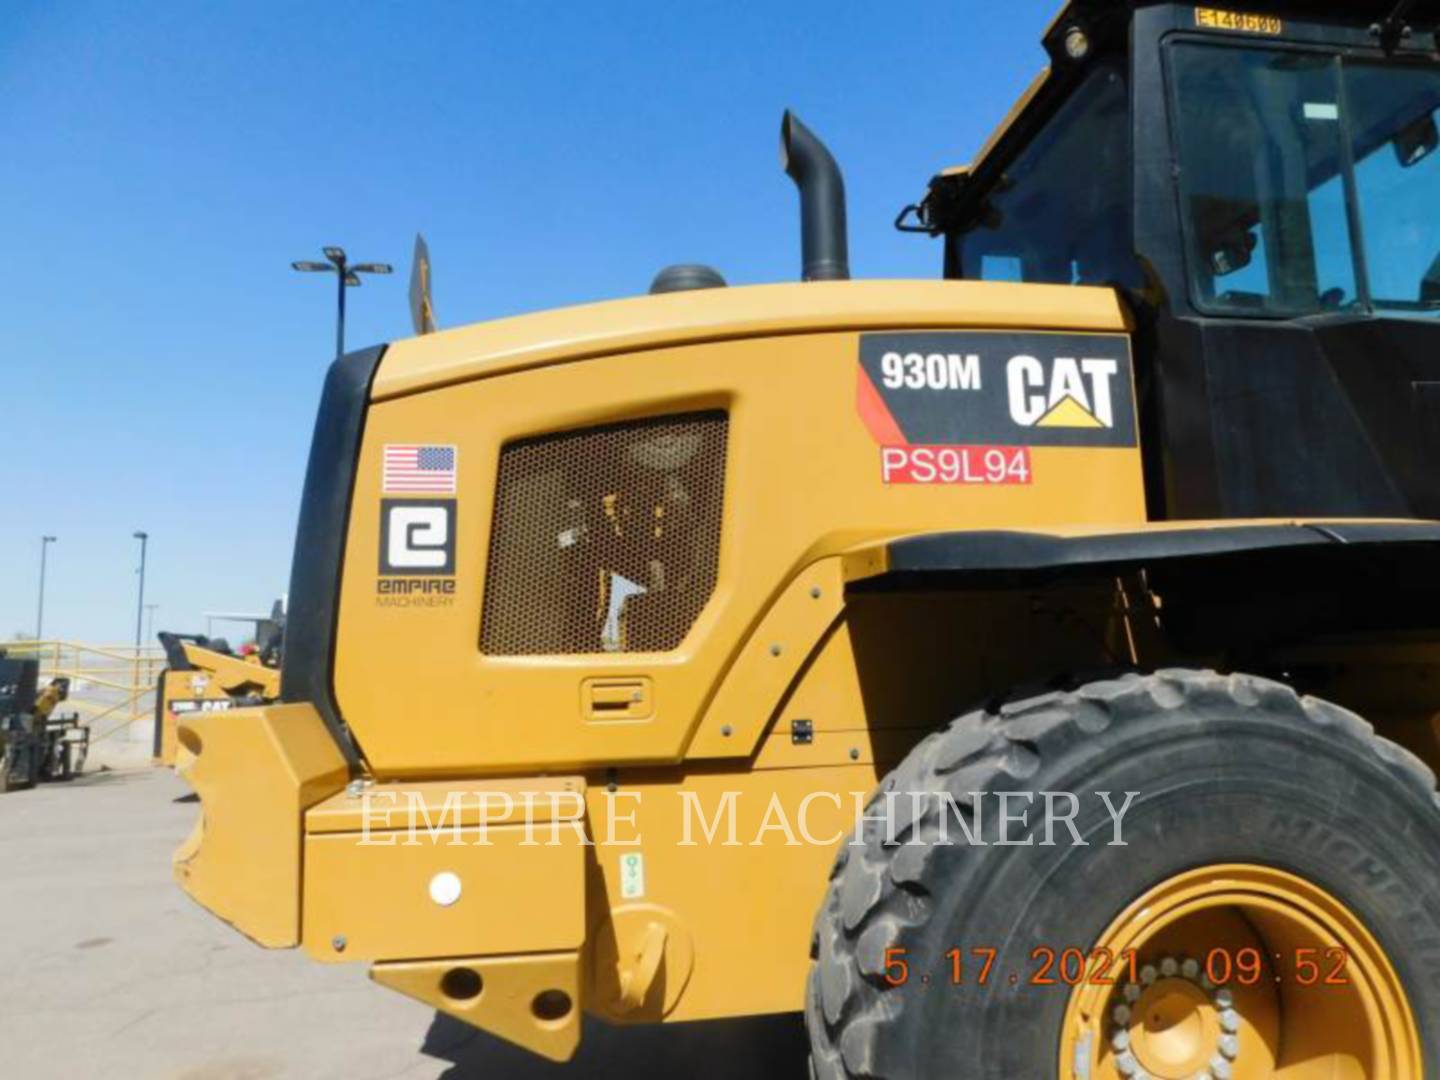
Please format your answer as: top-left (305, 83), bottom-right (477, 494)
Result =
top-left (429, 871), bottom-right (462, 907)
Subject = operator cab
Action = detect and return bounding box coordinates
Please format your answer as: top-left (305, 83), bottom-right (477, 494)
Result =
top-left (908, 1), bottom-right (1440, 519)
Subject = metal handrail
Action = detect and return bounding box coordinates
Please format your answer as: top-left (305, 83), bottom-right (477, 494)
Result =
top-left (5, 640), bottom-right (164, 745)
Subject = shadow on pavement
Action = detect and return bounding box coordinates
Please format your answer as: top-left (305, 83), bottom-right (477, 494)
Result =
top-left (69, 768), bottom-right (152, 788)
top-left (422, 1010), bottom-right (809, 1078)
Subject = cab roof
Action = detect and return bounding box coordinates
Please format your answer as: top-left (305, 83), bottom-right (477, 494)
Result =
top-left (914, 0), bottom-right (1440, 236)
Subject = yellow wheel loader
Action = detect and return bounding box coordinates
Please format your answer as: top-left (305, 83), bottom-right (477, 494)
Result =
top-left (177, 2), bottom-right (1440, 1075)
top-left (152, 632), bottom-right (281, 767)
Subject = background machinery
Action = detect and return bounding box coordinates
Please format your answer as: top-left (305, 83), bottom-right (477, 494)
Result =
top-left (0, 653), bottom-right (87, 791)
top-left (152, 620), bottom-right (282, 767)
top-left (175, 2), bottom-right (1440, 1076)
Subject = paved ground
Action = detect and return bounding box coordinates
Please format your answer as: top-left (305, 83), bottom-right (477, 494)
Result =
top-left (0, 765), bottom-right (809, 1079)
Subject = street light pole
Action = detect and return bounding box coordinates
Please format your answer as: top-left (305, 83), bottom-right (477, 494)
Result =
top-left (336, 255), bottom-right (347, 359)
top-left (36, 535), bottom-right (56, 640)
top-left (291, 247), bottom-right (393, 360)
top-left (133, 531), bottom-right (149, 650)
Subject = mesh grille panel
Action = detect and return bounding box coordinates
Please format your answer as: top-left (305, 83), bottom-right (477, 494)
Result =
top-left (482, 411), bottom-right (728, 655)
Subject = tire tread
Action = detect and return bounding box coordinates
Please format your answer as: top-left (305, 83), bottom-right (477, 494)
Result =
top-left (805, 669), bottom-right (1440, 1078)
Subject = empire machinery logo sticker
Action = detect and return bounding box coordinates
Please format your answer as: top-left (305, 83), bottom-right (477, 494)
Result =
top-left (857, 332), bottom-right (1137, 484)
top-left (378, 443), bottom-right (459, 607)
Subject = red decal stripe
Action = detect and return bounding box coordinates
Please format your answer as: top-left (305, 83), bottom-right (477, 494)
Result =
top-left (856, 367), bottom-right (908, 446)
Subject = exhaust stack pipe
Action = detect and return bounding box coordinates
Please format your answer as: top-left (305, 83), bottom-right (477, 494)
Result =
top-left (780, 110), bottom-right (850, 282)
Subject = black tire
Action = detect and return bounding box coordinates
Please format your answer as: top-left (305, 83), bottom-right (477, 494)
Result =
top-left (60, 741), bottom-right (81, 780)
top-left (48, 738), bottom-right (73, 782)
top-left (806, 669), bottom-right (1440, 1078)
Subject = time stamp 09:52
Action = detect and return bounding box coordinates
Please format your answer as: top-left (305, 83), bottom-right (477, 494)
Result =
top-left (880, 946), bottom-right (1354, 990)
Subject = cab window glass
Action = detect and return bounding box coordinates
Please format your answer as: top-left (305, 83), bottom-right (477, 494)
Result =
top-left (1344, 63), bottom-right (1440, 316)
top-left (958, 65), bottom-right (1144, 289)
top-left (1170, 44), bottom-right (1357, 315)
top-left (979, 254), bottom-right (1024, 282)
top-left (1308, 171), bottom-right (1356, 307)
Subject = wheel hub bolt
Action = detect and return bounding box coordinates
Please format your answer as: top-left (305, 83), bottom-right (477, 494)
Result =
top-left (1106, 954), bottom-right (1242, 1080)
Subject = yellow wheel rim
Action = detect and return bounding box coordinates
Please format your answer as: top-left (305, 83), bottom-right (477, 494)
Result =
top-left (1059, 865), bottom-right (1422, 1079)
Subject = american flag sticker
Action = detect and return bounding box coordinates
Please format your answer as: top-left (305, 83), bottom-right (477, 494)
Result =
top-left (383, 444), bottom-right (457, 494)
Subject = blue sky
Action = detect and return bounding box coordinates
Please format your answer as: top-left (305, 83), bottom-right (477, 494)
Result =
top-left (0, 0), bottom-right (1054, 643)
